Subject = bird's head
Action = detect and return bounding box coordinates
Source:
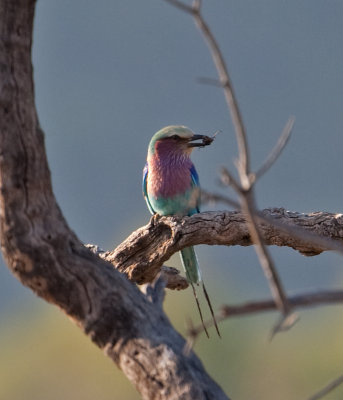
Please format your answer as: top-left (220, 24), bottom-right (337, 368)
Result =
top-left (147, 125), bottom-right (213, 159)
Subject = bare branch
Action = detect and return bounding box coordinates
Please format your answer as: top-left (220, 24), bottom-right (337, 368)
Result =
top-left (86, 244), bottom-right (189, 290)
top-left (222, 289), bottom-right (343, 316)
top-left (220, 167), bottom-right (292, 316)
top-left (0, 2), bottom-right (229, 399)
top-left (188, 288), bottom-right (343, 337)
top-left (240, 195), bottom-right (292, 318)
top-left (196, 76), bottom-right (222, 87)
top-left (220, 167), bottom-right (242, 193)
top-left (200, 193), bottom-right (343, 256)
top-left (164, 0), bottom-right (292, 319)
top-left (200, 189), bottom-right (239, 209)
top-left (165, 0), bottom-right (251, 178)
top-left (104, 209), bottom-right (343, 286)
top-left (194, 14), bottom-right (250, 181)
top-left (164, 0), bottom-right (194, 14)
top-left (307, 374), bottom-right (343, 400)
top-left (254, 116), bottom-right (295, 181)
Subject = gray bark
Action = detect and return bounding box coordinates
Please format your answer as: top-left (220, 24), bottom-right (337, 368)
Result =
top-left (108, 209), bottom-right (343, 287)
top-left (0, 1), bottom-right (229, 399)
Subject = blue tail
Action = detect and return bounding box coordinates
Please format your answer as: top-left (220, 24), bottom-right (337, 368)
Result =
top-left (180, 247), bottom-right (221, 338)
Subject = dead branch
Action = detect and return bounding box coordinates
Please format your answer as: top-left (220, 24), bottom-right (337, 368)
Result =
top-left (253, 117), bottom-right (295, 181)
top-left (103, 209), bottom-right (343, 287)
top-left (307, 374), bottom-right (343, 400)
top-left (0, 1), bottom-right (229, 399)
top-left (164, 0), bottom-right (292, 320)
top-left (187, 288), bottom-right (343, 337)
top-left (222, 289), bottom-right (343, 316)
top-left (86, 244), bottom-right (189, 291)
top-left (201, 191), bottom-right (343, 255)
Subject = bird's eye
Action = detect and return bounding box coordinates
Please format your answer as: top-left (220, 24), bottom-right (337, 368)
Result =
top-left (171, 135), bottom-right (180, 140)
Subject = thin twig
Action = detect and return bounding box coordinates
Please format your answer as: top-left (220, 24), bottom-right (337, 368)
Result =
top-left (191, 4), bottom-right (250, 181)
top-left (254, 117), bottom-right (295, 182)
top-left (196, 76), bottom-right (222, 87)
top-left (223, 289), bottom-right (343, 316)
top-left (188, 289), bottom-right (343, 337)
top-left (200, 189), bottom-right (239, 209)
top-left (164, 0), bottom-right (193, 13)
top-left (164, 0), bottom-right (291, 322)
top-left (220, 167), bottom-right (242, 193)
top-left (191, 1), bottom-right (291, 317)
top-left (307, 374), bottom-right (343, 400)
top-left (240, 193), bottom-right (292, 318)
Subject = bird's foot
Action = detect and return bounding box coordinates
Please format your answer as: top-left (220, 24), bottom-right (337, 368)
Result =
top-left (150, 213), bottom-right (161, 227)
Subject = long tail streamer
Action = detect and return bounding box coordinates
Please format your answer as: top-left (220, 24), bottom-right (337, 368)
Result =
top-left (202, 282), bottom-right (221, 337)
top-left (190, 282), bottom-right (209, 338)
top-left (181, 246), bottom-right (221, 338)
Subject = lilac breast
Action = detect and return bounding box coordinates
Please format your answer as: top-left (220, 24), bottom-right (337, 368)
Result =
top-left (147, 141), bottom-right (193, 198)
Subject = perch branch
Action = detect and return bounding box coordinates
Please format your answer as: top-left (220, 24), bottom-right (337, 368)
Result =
top-left (86, 244), bottom-right (189, 291)
top-left (201, 192), bottom-right (343, 256)
top-left (102, 209), bottom-right (343, 287)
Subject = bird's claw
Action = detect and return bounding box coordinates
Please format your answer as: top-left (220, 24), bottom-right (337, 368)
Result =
top-left (150, 213), bottom-right (160, 226)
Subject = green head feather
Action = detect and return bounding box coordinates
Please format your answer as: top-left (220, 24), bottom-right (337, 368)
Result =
top-left (147, 125), bottom-right (195, 158)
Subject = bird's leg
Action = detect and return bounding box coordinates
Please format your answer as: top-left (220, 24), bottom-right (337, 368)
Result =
top-left (150, 213), bottom-right (161, 226)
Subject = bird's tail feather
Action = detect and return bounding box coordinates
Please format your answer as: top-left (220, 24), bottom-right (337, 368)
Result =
top-left (190, 281), bottom-right (209, 338)
top-left (202, 281), bottom-right (221, 337)
top-left (180, 247), bottom-right (221, 338)
top-left (180, 246), bottom-right (201, 284)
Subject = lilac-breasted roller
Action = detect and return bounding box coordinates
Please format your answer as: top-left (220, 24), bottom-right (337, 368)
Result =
top-left (143, 125), bottom-right (220, 337)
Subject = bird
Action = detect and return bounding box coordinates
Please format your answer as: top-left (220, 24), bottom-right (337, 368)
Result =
top-left (142, 125), bottom-right (220, 337)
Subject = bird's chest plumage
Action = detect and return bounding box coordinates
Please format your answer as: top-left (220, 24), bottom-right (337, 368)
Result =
top-left (148, 160), bottom-right (191, 197)
top-left (147, 155), bottom-right (199, 216)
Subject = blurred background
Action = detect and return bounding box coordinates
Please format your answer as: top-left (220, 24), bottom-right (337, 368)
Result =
top-left (1, 1), bottom-right (343, 399)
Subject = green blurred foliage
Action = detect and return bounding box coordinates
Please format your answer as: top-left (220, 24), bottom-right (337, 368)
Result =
top-left (0, 302), bottom-right (138, 400)
top-left (2, 277), bottom-right (343, 400)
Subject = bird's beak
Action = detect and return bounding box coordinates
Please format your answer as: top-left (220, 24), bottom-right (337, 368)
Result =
top-left (187, 134), bottom-right (214, 148)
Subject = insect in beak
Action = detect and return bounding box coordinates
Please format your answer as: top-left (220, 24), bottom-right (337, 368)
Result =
top-left (187, 134), bottom-right (214, 148)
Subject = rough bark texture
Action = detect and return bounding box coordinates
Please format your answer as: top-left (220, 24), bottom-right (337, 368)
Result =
top-left (107, 209), bottom-right (343, 287)
top-left (0, 1), bottom-right (229, 399)
top-left (2, 1), bottom-right (343, 399)
top-left (86, 244), bottom-right (189, 290)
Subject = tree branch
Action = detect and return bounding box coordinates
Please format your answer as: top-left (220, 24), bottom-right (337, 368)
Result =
top-left (253, 117), bottom-right (295, 182)
top-left (0, 1), bottom-right (229, 399)
top-left (107, 209), bottom-right (343, 286)
top-left (307, 374), bottom-right (343, 400)
top-left (163, 0), bottom-right (292, 321)
top-left (186, 288), bottom-right (343, 337)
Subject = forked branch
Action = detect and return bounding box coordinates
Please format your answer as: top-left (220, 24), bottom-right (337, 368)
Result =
top-left (164, 0), bottom-right (293, 322)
